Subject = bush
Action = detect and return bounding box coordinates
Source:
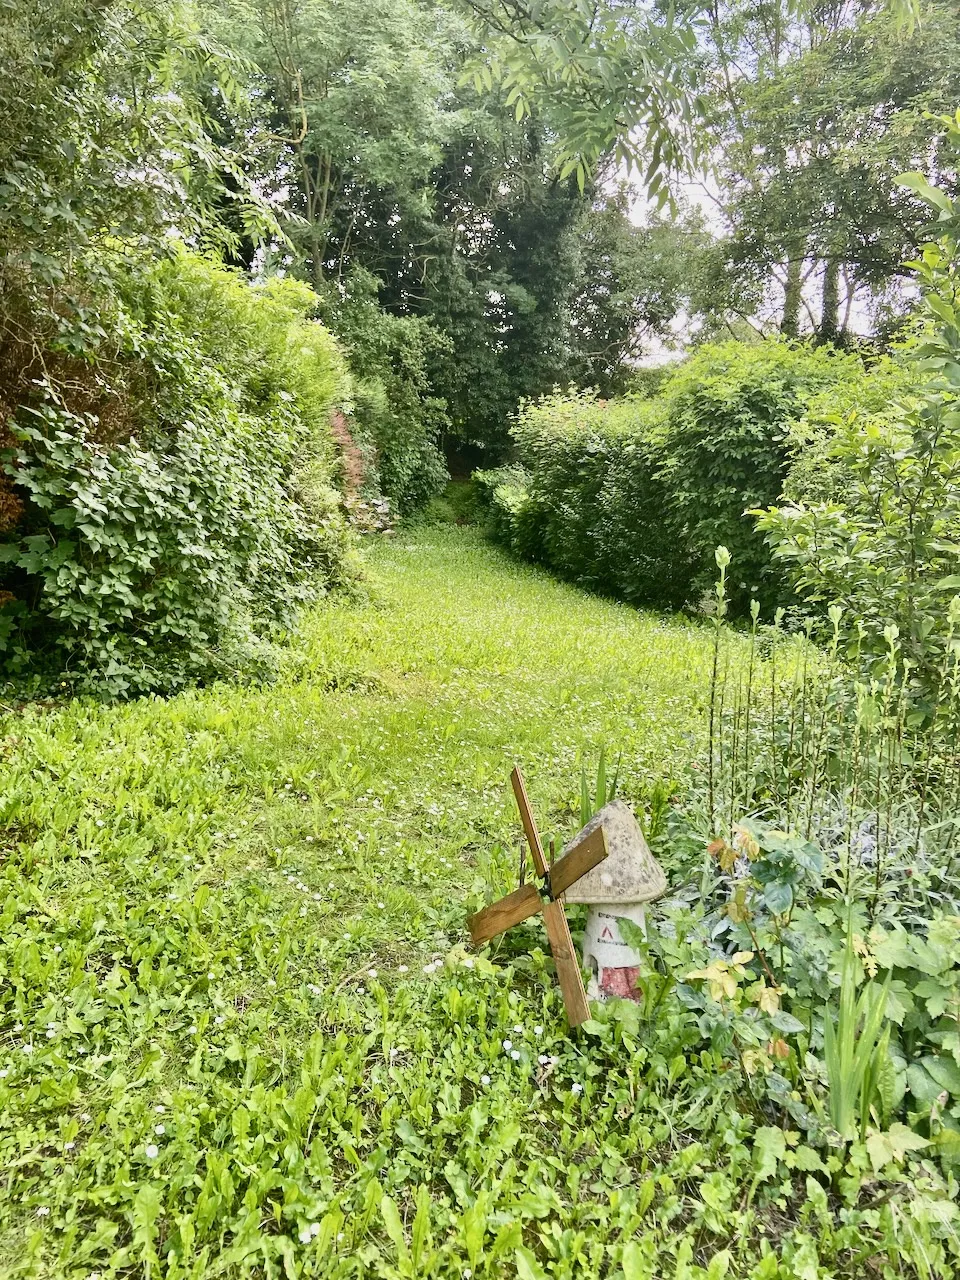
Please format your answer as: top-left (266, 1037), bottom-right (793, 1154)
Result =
top-left (318, 270), bottom-right (449, 514)
top-left (758, 307), bottom-right (960, 700)
top-left (494, 343), bottom-right (865, 612)
top-left (781, 354), bottom-right (923, 506)
top-left (473, 465), bottom-right (543, 558)
top-left (486, 391), bottom-right (694, 606)
top-left (0, 252), bottom-right (356, 696)
top-left (656, 339), bottom-right (866, 611)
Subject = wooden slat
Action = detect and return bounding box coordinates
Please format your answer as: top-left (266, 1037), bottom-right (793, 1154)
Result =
top-left (549, 825), bottom-right (608, 899)
top-left (542, 899), bottom-right (591, 1026)
top-left (468, 883), bottom-right (543, 946)
top-left (511, 766), bottom-right (548, 879)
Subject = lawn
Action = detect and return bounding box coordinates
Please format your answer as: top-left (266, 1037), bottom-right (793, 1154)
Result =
top-left (0, 528), bottom-right (939, 1279)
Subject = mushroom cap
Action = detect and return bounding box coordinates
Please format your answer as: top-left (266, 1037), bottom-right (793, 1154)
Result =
top-left (561, 799), bottom-right (667, 904)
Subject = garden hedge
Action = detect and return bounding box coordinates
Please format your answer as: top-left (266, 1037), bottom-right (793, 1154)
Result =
top-left (480, 339), bottom-right (872, 613)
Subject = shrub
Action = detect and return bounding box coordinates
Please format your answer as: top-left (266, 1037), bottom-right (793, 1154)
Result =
top-left (656, 339), bottom-right (866, 612)
top-left (473, 465), bottom-right (544, 559)
top-left (496, 343), bottom-right (865, 612)
top-left (782, 354), bottom-right (923, 506)
top-left (493, 390), bottom-right (694, 606)
top-left (758, 352), bottom-right (960, 702)
top-left (318, 270), bottom-right (449, 514)
top-left (0, 252), bottom-right (356, 696)
top-left (620, 364), bottom-right (675, 400)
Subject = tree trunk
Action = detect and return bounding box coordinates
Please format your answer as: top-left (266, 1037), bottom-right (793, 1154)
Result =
top-left (818, 257), bottom-right (841, 344)
top-left (781, 257), bottom-right (802, 337)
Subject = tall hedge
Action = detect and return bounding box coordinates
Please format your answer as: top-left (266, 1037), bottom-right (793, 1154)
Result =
top-left (656, 340), bottom-right (865, 610)
top-left (483, 391), bottom-right (693, 608)
top-left (0, 253), bottom-right (356, 696)
top-left (481, 340), bottom-right (869, 612)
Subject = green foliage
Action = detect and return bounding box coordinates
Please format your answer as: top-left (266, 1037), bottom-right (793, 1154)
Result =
top-left (758, 118), bottom-right (960, 689)
top-left (782, 355), bottom-right (924, 505)
top-left (414, 478), bottom-right (484, 528)
top-left (658, 339), bottom-right (867, 611)
top-left (721, 820), bottom-right (825, 919)
top-left (702, 0), bottom-right (960, 340)
top-left (496, 389), bottom-right (692, 607)
top-left (423, 162), bottom-right (586, 459)
top-left (0, 254), bottom-right (354, 695)
top-left (472, 465), bottom-right (544, 561)
top-left (318, 271), bottom-right (449, 513)
top-left (0, 0), bottom-right (274, 345)
top-left (211, 0), bottom-right (462, 289)
top-left (578, 747), bottom-right (619, 829)
top-left (870, 916), bottom-right (960, 1129)
top-left (491, 343), bottom-right (863, 612)
top-left (678, 546), bottom-right (960, 1177)
top-left (822, 932), bottom-right (893, 1142)
top-left (463, 0), bottom-right (921, 207)
top-left (462, 0), bottom-right (704, 194)
top-left (564, 198), bottom-right (714, 398)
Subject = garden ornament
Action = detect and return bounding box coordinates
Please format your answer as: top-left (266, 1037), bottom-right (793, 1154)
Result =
top-left (562, 799), bottom-right (667, 1002)
top-left (467, 767), bottom-right (608, 1026)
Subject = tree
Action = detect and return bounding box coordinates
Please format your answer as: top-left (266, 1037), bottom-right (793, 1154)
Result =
top-left (701, 0), bottom-right (960, 342)
top-left (0, 0), bottom-right (272, 419)
top-left (459, 0), bottom-right (704, 194)
top-left (416, 125), bottom-right (586, 455)
top-left (457, 0), bottom-right (921, 198)
top-left (212, 0), bottom-right (464, 290)
top-left (565, 194), bottom-right (713, 395)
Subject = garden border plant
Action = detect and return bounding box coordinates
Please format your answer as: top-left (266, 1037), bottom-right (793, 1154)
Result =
top-left (0, 253), bottom-right (357, 697)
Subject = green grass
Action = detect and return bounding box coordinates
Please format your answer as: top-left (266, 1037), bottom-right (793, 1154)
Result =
top-left (0, 529), bottom-right (918, 1279)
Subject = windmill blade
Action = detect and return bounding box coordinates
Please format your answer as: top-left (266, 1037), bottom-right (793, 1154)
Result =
top-left (511, 766), bottom-right (548, 879)
top-left (549, 825), bottom-right (608, 899)
top-left (468, 883), bottom-right (542, 946)
top-left (541, 900), bottom-right (591, 1026)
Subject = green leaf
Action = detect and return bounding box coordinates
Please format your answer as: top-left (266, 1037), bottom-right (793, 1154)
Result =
top-left (897, 172), bottom-right (953, 212)
top-left (920, 1054), bottom-right (960, 1097)
top-left (380, 1195), bottom-right (409, 1262)
top-left (752, 1126), bottom-right (786, 1180)
top-left (865, 1123), bottom-right (930, 1172)
top-left (770, 1011), bottom-right (805, 1035)
top-left (907, 1063), bottom-right (944, 1105)
top-left (762, 880), bottom-right (793, 915)
top-left (515, 1245), bottom-right (548, 1280)
top-left (622, 1240), bottom-right (647, 1280)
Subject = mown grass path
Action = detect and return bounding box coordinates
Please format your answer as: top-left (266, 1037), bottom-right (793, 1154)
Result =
top-left (0, 529), bottom-right (784, 1280)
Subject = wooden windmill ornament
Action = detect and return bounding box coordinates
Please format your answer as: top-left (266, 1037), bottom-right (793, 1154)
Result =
top-left (467, 767), bottom-right (608, 1027)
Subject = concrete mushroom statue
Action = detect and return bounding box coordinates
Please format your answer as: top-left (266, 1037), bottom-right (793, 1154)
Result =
top-left (562, 799), bottom-right (668, 1001)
